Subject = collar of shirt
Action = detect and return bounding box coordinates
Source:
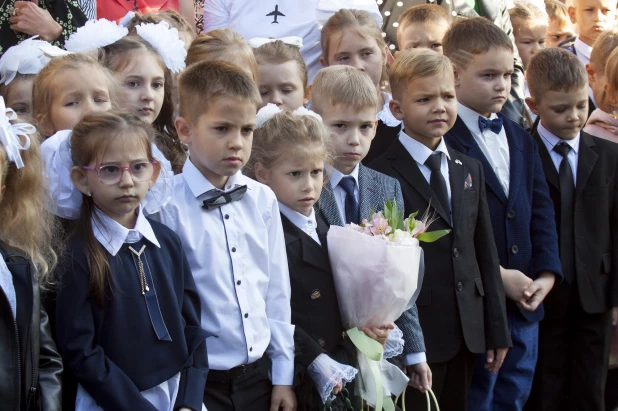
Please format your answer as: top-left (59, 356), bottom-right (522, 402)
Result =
top-left (330, 163), bottom-right (360, 192)
top-left (279, 202), bottom-right (321, 245)
top-left (398, 129), bottom-right (451, 165)
top-left (457, 103), bottom-right (501, 137)
top-left (92, 205), bottom-right (161, 256)
top-left (538, 122), bottom-right (581, 154)
top-left (377, 92), bottom-right (402, 127)
top-left (182, 158), bottom-right (247, 199)
top-left (575, 37), bottom-right (592, 62)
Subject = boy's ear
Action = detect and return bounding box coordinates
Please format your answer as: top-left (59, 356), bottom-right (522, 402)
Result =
top-left (452, 64), bottom-right (462, 88)
top-left (319, 56), bottom-right (326, 67)
top-left (525, 97), bottom-right (540, 116)
top-left (70, 166), bottom-right (92, 197)
top-left (304, 84), bottom-right (312, 106)
top-left (389, 98), bottom-right (404, 122)
top-left (253, 162), bottom-right (269, 184)
top-left (174, 116), bottom-right (192, 145)
top-left (586, 63), bottom-right (597, 84)
top-left (568, 6), bottom-right (577, 24)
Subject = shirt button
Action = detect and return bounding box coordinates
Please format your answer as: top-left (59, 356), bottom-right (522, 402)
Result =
top-left (453, 248), bottom-right (460, 258)
top-left (311, 290), bottom-right (321, 300)
top-left (236, 280), bottom-right (241, 285)
top-left (225, 214), bottom-right (230, 220)
top-left (231, 247), bottom-right (236, 252)
top-left (244, 313), bottom-right (249, 318)
top-left (507, 210), bottom-right (516, 219)
top-left (456, 282), bottom-right (464, 292)
top-left (307, 220), bottom-right (313, 226)
top-left (249, 347), bottom-right (253, 352)
top-left (511, 245), bottom-right (519, 255)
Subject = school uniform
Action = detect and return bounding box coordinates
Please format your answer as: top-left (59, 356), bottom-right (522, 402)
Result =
top-left (55, 207), bottom-right (209, 411)
top-left (280, 204), bottom-right (359, 410)
top-left (370, 132), bottom-right (511, 411)
top-left (315, 162), bottom-right (427, 367)
top-left (444, 105), bottom-right (562, 411)
top-left (526, 125), bottom-right (618, 411)
top-left (152, 159), bottom-right (295, 411)
top-left (363, 92), bottom-right (402, 165)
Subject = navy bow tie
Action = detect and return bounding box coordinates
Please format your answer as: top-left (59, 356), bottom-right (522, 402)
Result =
top-left (478, 116), bottom-right (503, 134)
top-left (202, 185), bottom-right (247, 210)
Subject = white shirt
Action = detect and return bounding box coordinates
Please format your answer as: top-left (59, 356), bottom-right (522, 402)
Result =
top-left (329, 164), bottom-right (360, 224)
top-left (458, 103), bottom-right (511, 196)
top-left (0, 258), bottom-right (16, 319)
top-left (574, 37), bottom-right (592, 67)
top-left (92, 206), bottom-right (160, 256)
top-left (398, 130), bottom-right (452, 214)
top-left (153, 159), bottom-right (295, 385)
top-left (279, 202), bottom-right (321, 245)
top-left (538, 122), bottom-right (580, 186)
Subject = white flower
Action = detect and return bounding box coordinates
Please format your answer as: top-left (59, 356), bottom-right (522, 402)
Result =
top-left (255, 104), bottom-right (282, 129)
top-left (293, 106), bottom-right (323, 123)
top-left (0, 37), bottom-right (60, 85)
top-left (136, 21), bottom-right (187, 73)
top-left (389, 229), bottom-right (412, 244)
top-left (65, 19), bottom-right (128, 53)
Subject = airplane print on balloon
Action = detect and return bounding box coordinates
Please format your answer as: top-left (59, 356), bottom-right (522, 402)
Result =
top-left (267, 5), bottom-right (285, 24)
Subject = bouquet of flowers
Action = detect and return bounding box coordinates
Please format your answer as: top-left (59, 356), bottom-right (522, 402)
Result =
top-left (327, 201), bottom-right (449, 410)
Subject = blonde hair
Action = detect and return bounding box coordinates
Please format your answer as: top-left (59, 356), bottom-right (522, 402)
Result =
top-left (0, 127), bottom-right (58, 282)
top-left (397, 4), bottom-right (451, 46)
top-left (545, 0), bottom-right (570, 23)
top-left (32, 53), bottom-right (115, 137)
top-left (590, 29), bottom-right (618, 76)
top-left (605, 46), bottom-right (618, 103)
top-left (311, 66), bottom-right (378, 114)
top-left (186, 29), bottom-right (258, 80)
top-left (510, 0), bottom-right (548, 27)
top-left (244, 110), bottom-right (333, 180)
top-left (126, 10), bottom-right (195, 37)
top-left (178, 60), bottom-right (261, 123)
top-left (389, 48), bottom-right (454, 100)
top-left (253, 40), bottom-right (308, 89)
top-left (527, 47), bottom-right (588, 101)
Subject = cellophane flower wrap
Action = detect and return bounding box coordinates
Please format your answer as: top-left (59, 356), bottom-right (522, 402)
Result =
top-left (327, 201), bottom-right (450, 410)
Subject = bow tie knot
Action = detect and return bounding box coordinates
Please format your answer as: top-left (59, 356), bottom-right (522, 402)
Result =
top-left (202, 185), bottom-right (247, 210)
top-left (478, 116), bottom-right (503, 134)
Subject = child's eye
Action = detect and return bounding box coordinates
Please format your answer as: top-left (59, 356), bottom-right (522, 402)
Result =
top-left (152, 82), bottom-right (164, 89)
top-left (554, 108), bottom-right (565, 113)
top-left (282, 87), bottom-right (294, 93)
top-left (337, 56), bottom-right (349, 62)
top-left (13, 106), bottom-right (28, 114)
top-left (95, 97), bottom-right (108, 103)
top-left (332, 123), bottom-right (346, 129)
top-left (215, 126), bottom-right (227, 132)
top-left (431, 44), bottom-right (442, 49)
top-left (484, 74), bottom-right (494, 78)
top-left (361, 124), bottom-right (374, 130)
top-left (288, 171), bottom-right (301, 177)
top-left (417, 98), bottom-right (429, 103)
top-left (100, 165), bottom-right (120, 174)
top-left (363, 51), bottom-right (373, 57)
top-left (64, 101), bottom-right (79, 107)
top-left (259, 89), bottom-right (269, 96)
top-left (126, 81), bottom-right (140, 88)
top-left (241, 127), bottom-right (254, 134)
top-left (311, 169), bottom-right (323, 176)
top-left (445, 94), bottom-right (455, 100)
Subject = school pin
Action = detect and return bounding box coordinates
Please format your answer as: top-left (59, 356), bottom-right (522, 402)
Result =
top-left (455, 159), bottom-right (463, 165)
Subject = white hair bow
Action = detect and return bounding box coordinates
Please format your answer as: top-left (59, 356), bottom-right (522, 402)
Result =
top-left (0, 37), bottom-right (65, 85)
top-left (0, 97), bottom-right (35, 169)
top-left (248, 36), bottom-right (304, 49)
top-left (64, 18), bottom-right (129, 53)
top-left (255, 103), bottom-right (322, 129)
top-left (136, 21), bottom-right (187, 73)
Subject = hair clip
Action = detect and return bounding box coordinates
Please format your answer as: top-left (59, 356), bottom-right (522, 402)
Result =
top-left (65, 19), bottom-right (129, 53)
top-left (0, 97), bottom-right (35, 169)
top-left (255, 103), bottom-right (323, 129)
top-left (0, 36), bottom-right (64, 85)
top-left (135, 21), bottom-right (187, 73)
top-left (248, 36), bottom-right (304, 49)
top-left (118, 11), bottom-right (136, 27)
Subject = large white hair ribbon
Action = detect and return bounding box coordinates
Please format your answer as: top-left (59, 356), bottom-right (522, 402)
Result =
top-left (0, 97), bottom-right (35, 169)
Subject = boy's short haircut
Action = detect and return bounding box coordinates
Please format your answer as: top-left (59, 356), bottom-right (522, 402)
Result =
top-left (397, 5), bottom-right (451, 45)
top-left (389, 48), bottom-right (454, 101)
top-left (178, 60), bottom-right (261, 122)
top-left (544, 0), bottom-right (570, 24)
top-left (526, 47), bottom-right (588, 101)
top-left (590, 28), bottom-right (618, 75)
top-left (311, 66), bottom-right (378, 114)
top-left (442, 17), bottom-right (513, 68)
top-left (509, 0), bottom-right (548, 26)
top-left (253, 40), bottom-right (308, 88)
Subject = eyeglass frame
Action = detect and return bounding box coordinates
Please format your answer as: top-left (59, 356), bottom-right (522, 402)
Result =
top-left (81, 160), bottom-right (160, 185)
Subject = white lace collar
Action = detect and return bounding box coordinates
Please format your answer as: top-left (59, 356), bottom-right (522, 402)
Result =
top-left (376, 92), bottom-right (401, 127)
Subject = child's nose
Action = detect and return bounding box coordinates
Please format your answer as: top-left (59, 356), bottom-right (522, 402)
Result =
top-left (271, 91), bottom-right (283, 106)
top-left (142, 87), bottom-right (155, 101)
top-left (118, 168), bottom-right (134, 187)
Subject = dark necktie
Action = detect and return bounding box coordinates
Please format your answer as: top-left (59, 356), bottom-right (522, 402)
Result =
top-left (478, 116), bottom-right (504, 134)
top-left (339, 176), bottom-right (360, 224)
top-left (554, 142), bottom-right (576, 283)
top-left (425, 153), bottom-right (450, 214)
top-left (202, 185), bottom-right (247, 210)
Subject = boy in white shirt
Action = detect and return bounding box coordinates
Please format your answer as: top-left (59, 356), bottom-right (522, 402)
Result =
top-left (152, 60), bottom-right (296, 411)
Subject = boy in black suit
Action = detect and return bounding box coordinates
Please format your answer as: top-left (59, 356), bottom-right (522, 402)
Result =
top-left (525, 47), bottom-right (618, 411)
top-left (370, 48), bottom-right (511, 411)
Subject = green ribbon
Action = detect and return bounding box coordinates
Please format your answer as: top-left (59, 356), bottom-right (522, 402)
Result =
top-left (346, 328), bottom-right (396, 411)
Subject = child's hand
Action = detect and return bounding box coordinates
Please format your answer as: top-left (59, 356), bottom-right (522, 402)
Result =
top-left (519, 272), bottom-right (556, 312)
top-left (404, 362), bottom-right (432, 393)
top-left (270, 385), bottom-right (296, 411)
top-left (333, 381), bottom-right (343, 395)
top-left (484, 347), bottom-right (509, 374)
top-left (612, 307), bottom-right (618, 326)
top-left (500, 266), bottom-right (533, 302)
top-left (362, 324), bottom-right (395, 347)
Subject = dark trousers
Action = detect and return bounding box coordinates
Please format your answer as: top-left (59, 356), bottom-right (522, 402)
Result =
top-left (527, 283), bottom-right (612, 411)
top-left (203, 356), bottom-right (272, 411)
top-left (400, 347), bottom-right (475, 411)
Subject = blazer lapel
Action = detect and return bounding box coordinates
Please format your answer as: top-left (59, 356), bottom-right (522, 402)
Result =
top-left (503, 117), bottom-right (524, 210)
top-left (316, 184), bottom-right (344, 227)
top-left (358, 164), bottom-right (379, 221)
top-left (448, 148), bottom-right (464, 229)
top-left (532, 130), bottom-right (560, 190)
top-left (449, 117), bottom-right (508, 205)
top-left (576, 132), bottom-right (598, 194)
top-left (281, 214), bottom-right (331, 273)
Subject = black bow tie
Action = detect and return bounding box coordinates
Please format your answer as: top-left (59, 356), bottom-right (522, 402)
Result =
top-left (202, 185), bottom-right (248, 210)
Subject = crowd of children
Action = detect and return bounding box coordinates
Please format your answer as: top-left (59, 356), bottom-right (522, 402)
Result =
top-left (1, 0), bottom-right (618, 411)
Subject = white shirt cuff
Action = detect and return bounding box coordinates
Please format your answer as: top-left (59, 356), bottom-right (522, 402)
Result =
top-left (271, 359), bottom-right (295, 386)
top-left (404, 352), bottom-right (427, 366)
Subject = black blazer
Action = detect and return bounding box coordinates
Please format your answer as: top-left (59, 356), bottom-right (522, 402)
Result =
top-left (533, 130), bottom-right (618, 316)
top-left (369, 141), bottom-right (511, 363)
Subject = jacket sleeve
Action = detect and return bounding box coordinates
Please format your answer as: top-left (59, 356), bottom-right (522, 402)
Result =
top-left (395, 304), bottom-right (425, 355)
top-left (55, 255), bottom-right (158, 411)
top-left (529, 141), bottom-right (563, 281)
top-left (37, 304), bottom-right (63, 411)
top-left (294, 327), bottom-right (325, 370)
top-left (174, 246), bottom-right (209, 411)
top-left (473, 163), bottom-right (512, 350)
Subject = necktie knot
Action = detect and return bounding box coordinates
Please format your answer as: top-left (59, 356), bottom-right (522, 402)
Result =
top-left (425, 152), bottom-right (442, 172)
top-left (554, 142), bottom-right (572, 158)
top-left (478, 116), bottom-right (503, 134)
top-left (339, 176), bottom-right (356, 196)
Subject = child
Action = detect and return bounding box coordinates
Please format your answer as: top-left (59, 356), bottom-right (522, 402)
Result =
top-left (246, 107), bottom-right (362, 410)
top-left (311, 65), bottom-right (431, 396)
top-left (154, 60), bottom-right (296, 411)
top-left (320, 8), bottom-right (399, 165)
top-left (567, 0), bottom-right (617, 70)
top-left (525, 47), bottom-right (618, 411)
top-left (369, 48), bottom-right (511, 411)
top-left (185, 29), bottom-right (258, 80)
top-left (0, 98), bottom-right (63, 411)
top-left (442, 17), bottom-right (561, 411)
top-left (544, 0), bottom-right (576, 48)
top-left (510, 1), bottom-right (548, 71)
top-left (0, 37), bottom-right (65, 117)
top-left (251, 38), bottom-right (310, 110)
top-left (396, 4), bottom-right (451, 54)
top-left (55, 111), bottom-right (209, 411)
top-left (585, 28), bottom-right (618, 127)
top-left (32, 53), bottom-right (114, 138)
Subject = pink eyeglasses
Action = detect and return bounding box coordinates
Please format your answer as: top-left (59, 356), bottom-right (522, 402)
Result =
top-left (82, 160), bottom-right (159, 185)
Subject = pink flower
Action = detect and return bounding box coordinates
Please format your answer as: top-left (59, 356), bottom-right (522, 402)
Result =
top-left (370, 213), bottom-right (392, 236)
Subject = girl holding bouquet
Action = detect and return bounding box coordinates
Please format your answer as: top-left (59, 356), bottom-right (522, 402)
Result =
top-left (245, 105), bottom-right (392, 410)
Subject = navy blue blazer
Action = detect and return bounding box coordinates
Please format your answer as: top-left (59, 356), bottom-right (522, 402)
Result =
top-left (445, 114), bottom-right (563, 322)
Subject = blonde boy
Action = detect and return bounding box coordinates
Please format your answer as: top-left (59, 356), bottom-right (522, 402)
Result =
top-left (396, 4), bottom-right (451, 54)
top-left (544, 0), bottom-right (576, 47)
top-left (568, 0), bottom-right (617, 66)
